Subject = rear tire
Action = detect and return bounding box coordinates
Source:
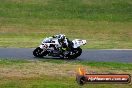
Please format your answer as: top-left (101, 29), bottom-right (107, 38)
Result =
top-left (75, 47), bottom-right (82, 57)
top-left (68, 47), bottom-right (82, 59)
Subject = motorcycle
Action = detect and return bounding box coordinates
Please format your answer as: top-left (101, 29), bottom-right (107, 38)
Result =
top-left (33, 37), bottom-right (86, 59)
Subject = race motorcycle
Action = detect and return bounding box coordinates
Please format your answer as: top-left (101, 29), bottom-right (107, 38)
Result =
top-left (33, 37), bottom-right (86, 59)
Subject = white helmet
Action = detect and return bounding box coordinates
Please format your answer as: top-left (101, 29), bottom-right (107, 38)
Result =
top-left (57, 34), bottom-right (66, 42)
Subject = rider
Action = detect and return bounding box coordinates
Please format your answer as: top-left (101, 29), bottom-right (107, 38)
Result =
top-left (52, 34), bottom-right (73, 57)
top-left (52, 34), bottom-right (73, 49)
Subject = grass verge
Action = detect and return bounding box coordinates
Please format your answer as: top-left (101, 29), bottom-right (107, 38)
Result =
top-left (0, 58), bottom-right (132, 88)
top-left (0, 0), bottom-right (132, 48)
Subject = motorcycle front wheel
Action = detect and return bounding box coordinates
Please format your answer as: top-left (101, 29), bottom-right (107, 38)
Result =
top-left (33, 47), bottom-right (44, 57)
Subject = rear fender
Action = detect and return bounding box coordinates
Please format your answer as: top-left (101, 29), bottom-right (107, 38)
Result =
top-left (72, 39), bottom-right (87, 48)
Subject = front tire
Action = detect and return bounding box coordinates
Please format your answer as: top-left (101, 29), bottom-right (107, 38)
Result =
top-left (33, 47), bottom-right (43, 57)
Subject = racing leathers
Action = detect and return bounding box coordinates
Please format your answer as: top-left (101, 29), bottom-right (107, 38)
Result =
top-left (52, 34), bottom-right (73, 57)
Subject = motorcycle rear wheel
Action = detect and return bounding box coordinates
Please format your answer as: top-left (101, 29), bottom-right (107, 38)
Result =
top-left (68, 47), bottom-right (82, 59)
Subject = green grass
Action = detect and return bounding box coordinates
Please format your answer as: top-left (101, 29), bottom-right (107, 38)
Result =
top-left (0, 58), bottom-right (132, 88)
top-left (39, 59), bottom-right (132, 70)
top-left (77, 61), bottom-right (132, 70)
top-left (0, 0), bottom-right (132, 48)
top-left (0, 58), bottom-right (29, 65)
top-left (0, 76), bottom-right (132, 88)
top-left (0, 0), bottom-right (131, 21)
top-left (1, 58), bottom-right (132, 70)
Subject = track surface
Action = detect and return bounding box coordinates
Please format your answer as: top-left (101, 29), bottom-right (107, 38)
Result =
top-left (0, 48), bottom-right (132, 63)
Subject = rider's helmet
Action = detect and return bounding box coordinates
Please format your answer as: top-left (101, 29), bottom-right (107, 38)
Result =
top-left (52, 34), bottom-right (66, 42)
top-left (52, 34), bottom-right (59, 38)
top-left (58, 34), bottom-right (66, 42)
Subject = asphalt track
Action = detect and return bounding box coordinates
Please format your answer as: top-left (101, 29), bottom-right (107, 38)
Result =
top-left (0, 48), bottom-right (132, 63)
